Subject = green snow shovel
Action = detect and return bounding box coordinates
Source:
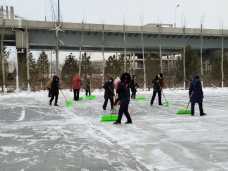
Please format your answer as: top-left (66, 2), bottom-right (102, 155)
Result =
top-left (135, 89), bottom-right (146, 101)
top-left (72, 97), bottom-right (83, 101)
top-left (60, 90), bottom-right (73, 107)
top-left (86, 95), bottom-right (96, 100)
top-left (177, 92), bottom-right (193, 114)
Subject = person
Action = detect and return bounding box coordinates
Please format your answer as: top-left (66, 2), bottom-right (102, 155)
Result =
top-left (46, 77), bottom-right (52, 97)
top-left (150, 73), bottom-right (164, 106)
top-left (50, 75), bottom-right (61, 106)
top-left (102, 77), bottom-right (114, 110)
top-left (189, 74), bottom-right (206, 116)
top-left (113, 73), bottom-right (132, 124)
top-left (114, 77), bottom-right (121, 88)
top-left (114, 76), bottom-right (121, 106)
top-left (72, 73), bottom-right (82, 101)
top-left (84, 74), bottom-right (91, 96)
top-left (130, 75), bottom-right (139, 99)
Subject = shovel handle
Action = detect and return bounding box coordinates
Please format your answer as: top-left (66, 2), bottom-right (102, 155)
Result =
top-left (186, 91), bottom-right (194, 111)
top-left (60, 89), bottom-right (68, 102)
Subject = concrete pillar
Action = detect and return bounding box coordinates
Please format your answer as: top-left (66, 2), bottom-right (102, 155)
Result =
top-left (10, 6), bottom-right (14, 19)
top-left (6, 6), bottom-right (9, 19)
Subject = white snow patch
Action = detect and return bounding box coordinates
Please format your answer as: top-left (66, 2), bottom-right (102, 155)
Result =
top-left (17, 108), bottom-right (25, 121)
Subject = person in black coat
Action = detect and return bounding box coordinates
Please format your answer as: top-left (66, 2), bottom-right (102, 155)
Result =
top-left (130, 75), bottom-right (139, 99)
top-left (102, 77), bottom-right (114, 110)
top-left (113, 73), bottom-right (132, 124)
top-left (150, 73), bottom-right (164, 106)
top-left (50, 75), bottom-right (61, 106)
top-left (189, 74), bottom-right (206, 116)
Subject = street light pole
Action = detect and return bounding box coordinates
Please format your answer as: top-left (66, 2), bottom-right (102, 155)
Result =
top-left (174, 5), bottom-right (179, 28)
top-left (200, 15), bottom-right (204, 88)
top-left (58, 0), bottom-right (60, 22)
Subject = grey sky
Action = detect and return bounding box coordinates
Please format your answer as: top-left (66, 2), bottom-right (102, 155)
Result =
top-left (2, 0), bottom-right (228, 62)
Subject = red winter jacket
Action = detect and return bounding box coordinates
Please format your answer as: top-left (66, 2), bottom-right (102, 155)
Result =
top-left (158, 77), bottom-right (164, 87)
top-left (72, 74), bottom-right (82, 89)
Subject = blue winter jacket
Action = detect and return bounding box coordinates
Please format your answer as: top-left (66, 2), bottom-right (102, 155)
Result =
top-left (189, 74), bottom-right (203, 103)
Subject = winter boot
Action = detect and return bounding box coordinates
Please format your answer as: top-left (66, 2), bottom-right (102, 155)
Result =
top-left (54, 103), bottom-right (59, 106)
top-left (49, 101), bottom-right (52, 106)
top-left (113, 121), bottom-right (121, 124)
top-left (200, 113), bottom-right (207, 116)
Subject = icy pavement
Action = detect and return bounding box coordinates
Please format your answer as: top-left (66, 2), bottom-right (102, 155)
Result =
top-left (0, 88), bottom-right (228, 171)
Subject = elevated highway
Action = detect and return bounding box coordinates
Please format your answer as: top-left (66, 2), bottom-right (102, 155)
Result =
top-left (1, 19), bottom-right (228, 53)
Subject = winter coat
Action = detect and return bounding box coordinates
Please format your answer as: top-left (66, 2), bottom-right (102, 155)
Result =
top-left (152, 76), bottom-right (164, 91)
top-left (84, 79), bottom-right (90, 90)
top-left (103, 77), bottom-right (114, 99)
top-left (51, 76), bottom-right (60, 95)
top-left (130, 79), bottom-right (139, 92)
top-left (46, 78), bottom-right (52, 89)
top-left (114, 77), bottom-right (121, 88)
top-left (72, 74), bottom-right (82, 89)
top-left (189, 74), bottom-right (203, 103)
top-left (116, 73), bottom-right (131, 100)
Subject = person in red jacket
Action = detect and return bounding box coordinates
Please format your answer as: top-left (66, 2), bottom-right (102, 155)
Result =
top-left (72, 73), bottom-right (82, 101)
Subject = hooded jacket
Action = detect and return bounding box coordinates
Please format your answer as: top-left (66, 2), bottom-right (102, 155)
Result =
top-left (72, 74), bottom-right (82, 89)
top-left (152, 74), bottom-right (164, 91)
top-left (116, 73), bottom-right (131, 100)
top-left (102, 77), bottom-right (114, 99)
top-left (51, 75), bottom-right (60, 95)
top-left (189, 74), bottom-right (203, 103)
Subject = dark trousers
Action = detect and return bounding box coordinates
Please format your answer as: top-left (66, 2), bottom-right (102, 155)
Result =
top-left (150, 91), bottom-right (162, 105)
top-left (86, 90), bottom-right (91, 96)
top-left (116, 99), bottom-right (132, 123)
top-left (50, 94), bottom-right (58, 104)
top-left (131, 92), bottom-right (136, 99)
top-left (191, 102), bottom-right (204, 115)
top-left (103, 98), bottom-right (114, 110)
top-left (73, 89), bottom-right (80, 100)
top-left (48, 88), bottom-right (52, 97)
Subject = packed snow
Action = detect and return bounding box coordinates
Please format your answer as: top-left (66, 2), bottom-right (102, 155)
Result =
top-left (0, 87), bottom-right (228, 171)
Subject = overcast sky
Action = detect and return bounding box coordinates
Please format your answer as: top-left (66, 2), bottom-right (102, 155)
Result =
top-left (2, 0), bottom-right (228, 62)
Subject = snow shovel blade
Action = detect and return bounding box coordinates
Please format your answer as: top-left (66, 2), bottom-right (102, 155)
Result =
top-left (86, 95), bottom-right (96, 100)
top-left (135, 97), bottom-right (146, 101)
top-left (72, 97), bottom-right (83, 101)
top-left (66, 101), bottom-right (73, 107)
top-left (101, 115), bottom-right (118, 121)
top-left (177, 109), bottom-right (191, 114)
top-left (166, 101), bottom-right (170, 107)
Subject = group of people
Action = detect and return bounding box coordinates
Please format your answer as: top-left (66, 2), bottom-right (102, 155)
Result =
top-left (46, 72), bottom-right (206, 124)
top-left (46, 74), bottom-right (91, 106)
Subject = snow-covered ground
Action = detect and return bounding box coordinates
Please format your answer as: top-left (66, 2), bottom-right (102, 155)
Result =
top-left (0, 88), bottom-right (228, 171)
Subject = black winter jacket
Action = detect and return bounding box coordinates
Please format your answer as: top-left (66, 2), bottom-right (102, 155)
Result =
top-left (103, 82), bottom-right (114, 99)
top-left (51, 76), bottom-right (60, 95)
top-left (152, 77), bottom-right (161, 91)
top-left (116, 81), bottom-right (130, 100)
top-left (130, 79), bottom-right (139, 92)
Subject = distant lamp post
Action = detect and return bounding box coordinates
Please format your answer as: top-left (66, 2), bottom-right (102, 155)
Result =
top-left (174, 5), bottom-right (179, 28)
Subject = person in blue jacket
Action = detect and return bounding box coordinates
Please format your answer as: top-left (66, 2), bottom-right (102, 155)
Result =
top-left (189, 74), bottom-right (206, 116)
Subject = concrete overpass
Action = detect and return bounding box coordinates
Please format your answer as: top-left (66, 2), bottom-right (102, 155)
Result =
top-left (1, 19), bottom-right (228, 54)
